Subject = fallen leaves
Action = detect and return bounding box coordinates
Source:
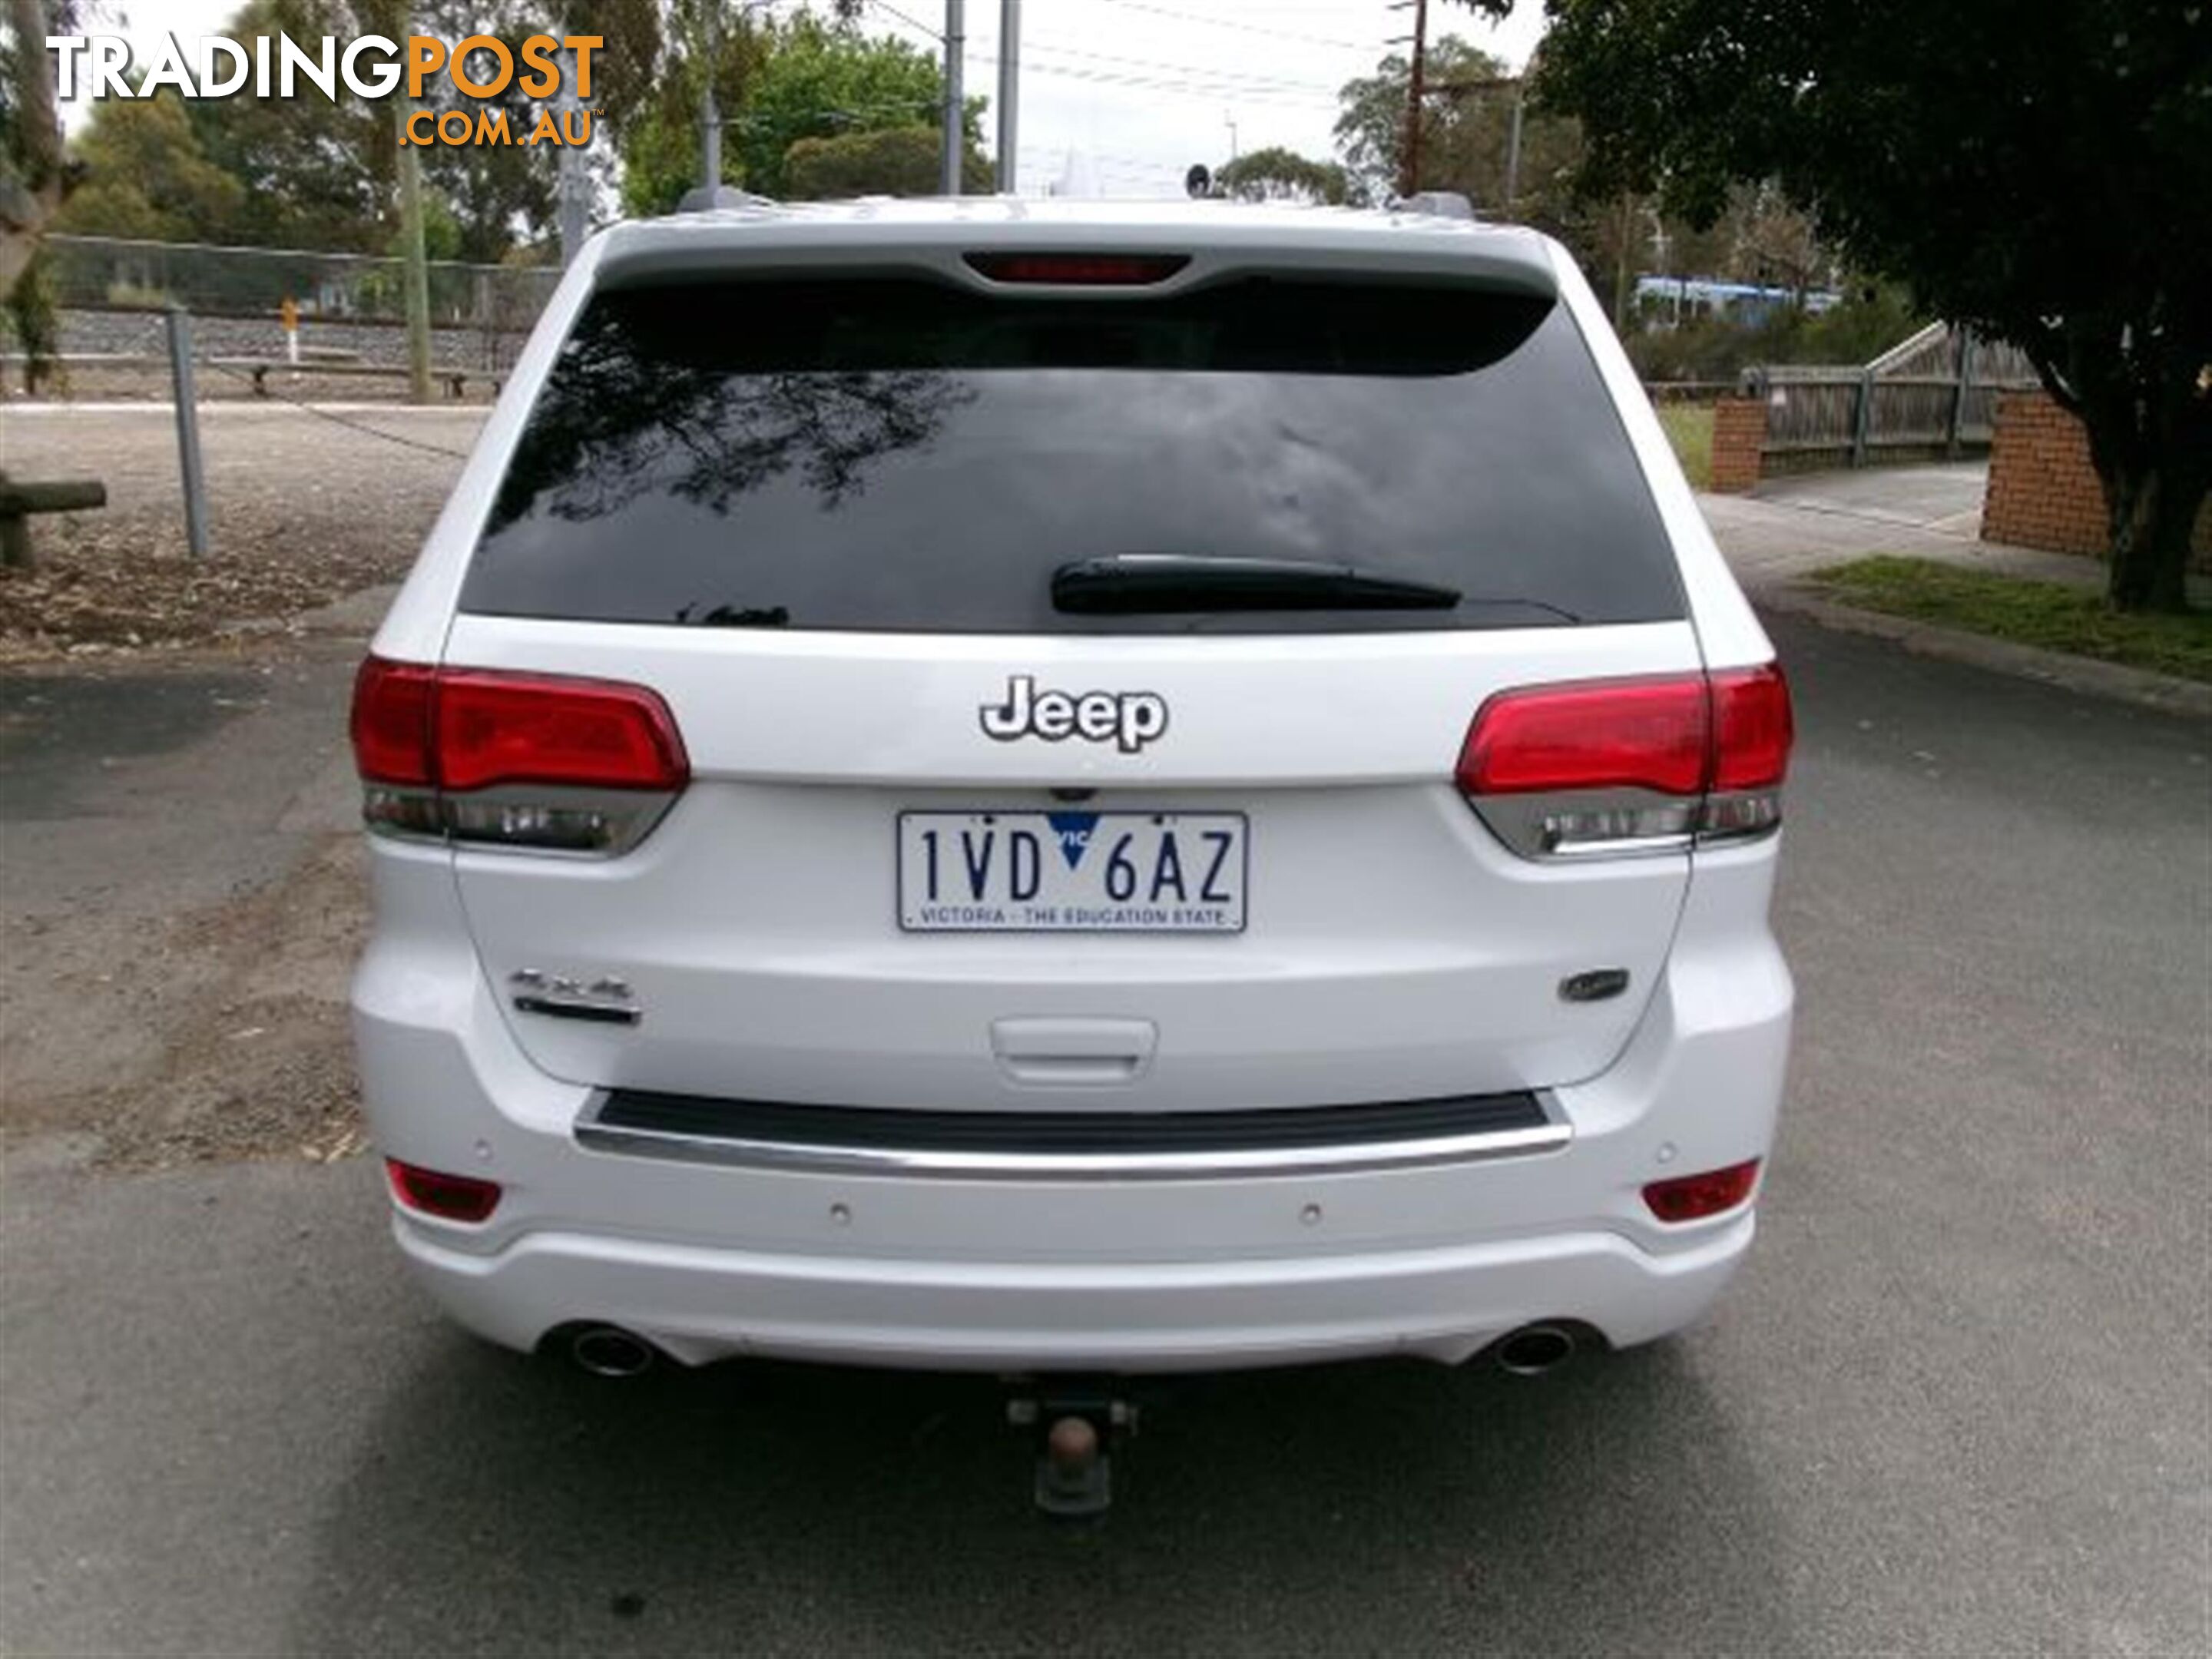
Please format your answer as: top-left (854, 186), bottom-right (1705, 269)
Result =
top-left (0, 512), bottom-right (409, 661)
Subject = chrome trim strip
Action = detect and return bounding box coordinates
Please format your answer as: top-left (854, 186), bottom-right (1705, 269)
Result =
top-left (1542, 831), bottom-right (1694, 859)
top-left (573, 1105), bottom-right (1571, 1181)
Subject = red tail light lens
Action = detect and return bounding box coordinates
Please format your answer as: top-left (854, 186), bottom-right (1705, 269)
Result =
top-left (349, 657), bottom-right (688, 853)
top-left (1643, 1157), bottom-right (1762, 1224)
top-left (434, 671), bottom-right (687, 792)
top-left (1457, 676), bottom-right (1710, 797)
top-left (963, 252), bottom-right (1191, 285)
top-left (350, 657), bottom-right (436, 786)
top-left (385, 1157), bottom-right (502, 1224)
top-left (1710, 664), bottom-right (1793, 790)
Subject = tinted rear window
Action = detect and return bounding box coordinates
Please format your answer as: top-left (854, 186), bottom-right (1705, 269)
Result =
top-left (462, 276), bottom-right (1684, 633)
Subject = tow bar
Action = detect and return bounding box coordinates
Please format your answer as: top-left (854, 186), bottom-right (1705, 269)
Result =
top-left (1006, 1381), bottom-right (1137, 1517)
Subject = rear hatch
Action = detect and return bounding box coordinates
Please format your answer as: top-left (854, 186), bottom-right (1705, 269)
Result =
top-left (428, 256), bottom-right (1702, 1111)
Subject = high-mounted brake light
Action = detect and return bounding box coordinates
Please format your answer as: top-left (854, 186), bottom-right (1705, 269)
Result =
top-left (349, 657), bottom-right (689, 853)
top-left (1643, 1157), bottom-right (1761, 1224)
top-left (386, 1157), bottom-right (503, 1224)
top-left (962, 252), bottom-right (1191, 286)
top-left (1455, 665), bottom-right (1792, 859)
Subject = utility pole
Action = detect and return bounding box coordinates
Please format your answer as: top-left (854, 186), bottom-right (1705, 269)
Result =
top-left (1503, 86), bottom-right (1524, 215)
top-left (701, 2), bottom-right (723, 197)
top-left (392, 98), bottom-right (432, 404)
top-left (557, 43), bottom-right (586, 262)
top-left (995, 0), bottom-right (1020, 193)
top-left (1224, 114), bottom-right (1238, 160)
top-left (1396, 0), bottom-right (1429, 198)
top-left (1613, 190), bottom-right (1636, 332)
top-left (940, 0), bottom-right (965, 195)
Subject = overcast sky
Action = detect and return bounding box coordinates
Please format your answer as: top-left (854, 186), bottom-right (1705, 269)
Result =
top-left (61, 0), bottom-right (1547, 195)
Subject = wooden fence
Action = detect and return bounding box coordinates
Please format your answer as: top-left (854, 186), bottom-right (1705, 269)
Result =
top-left (1742, 324), bottom-right (2039, 468)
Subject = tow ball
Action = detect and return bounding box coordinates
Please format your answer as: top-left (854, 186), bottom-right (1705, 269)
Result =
top-left (1006, 1382), bottom-right (1137, 1517)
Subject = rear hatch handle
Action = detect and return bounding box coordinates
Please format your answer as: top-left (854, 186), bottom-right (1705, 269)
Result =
top-left (991, 1018), bottom-right (1158, 1086)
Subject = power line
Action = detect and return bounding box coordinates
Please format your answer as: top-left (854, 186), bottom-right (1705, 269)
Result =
top-left (864, 0), bottom-right (942, 41)
top-left (1086, 0), bottom-right (1375, 52)
top-left (1019, 37), bottom-right (1344, 94)
top-left (960, 52), bottom-right (1341, 108)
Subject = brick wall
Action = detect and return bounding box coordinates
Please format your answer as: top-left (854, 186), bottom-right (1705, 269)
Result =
top-left (1707, 396), bottom-right (1767, 493)
top-left (1982, 389), bottom-right (2212, 563)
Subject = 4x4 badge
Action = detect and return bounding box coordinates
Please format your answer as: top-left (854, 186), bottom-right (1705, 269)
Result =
top-left (979, 676), bottom-right (1168, 753)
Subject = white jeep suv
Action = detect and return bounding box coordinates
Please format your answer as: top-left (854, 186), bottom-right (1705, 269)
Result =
top-left (349, 199), bottom-right (1793, 1381)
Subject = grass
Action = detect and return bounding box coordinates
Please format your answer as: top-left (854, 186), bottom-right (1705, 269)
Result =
top-left (1810, 555), bottom-right (2212, 682)
top-left (1656, 402), bottom-right (1714, 490)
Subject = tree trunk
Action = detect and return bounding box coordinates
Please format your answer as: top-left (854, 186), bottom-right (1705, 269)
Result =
top-left (2105, 458), bottom-right (2194, 614)
top-left (2060, 333), bottom-right (2211, 616)
top-left (0, 0), bottom-right (71, 304)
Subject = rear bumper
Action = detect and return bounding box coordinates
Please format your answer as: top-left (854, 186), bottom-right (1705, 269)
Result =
top-left (396, 1209), bottom-right (1753, 1372)
top-left (353, 838), bottom-right (1791, 1373)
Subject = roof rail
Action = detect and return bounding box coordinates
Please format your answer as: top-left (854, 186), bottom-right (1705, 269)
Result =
top-left (675, 185), bottom-right (778, 214)
top-left (1389, 190), bottom-right (1478, 221)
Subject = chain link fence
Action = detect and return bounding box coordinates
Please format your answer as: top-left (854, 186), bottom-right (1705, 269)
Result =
top-left (39, 233), bottom-right (562, 372)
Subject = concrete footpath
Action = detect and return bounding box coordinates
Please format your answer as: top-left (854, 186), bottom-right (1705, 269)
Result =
top-left (1701, 463), bottom-right (2209, 719)
top-left (1701, 463), bottom-right (2106, 591)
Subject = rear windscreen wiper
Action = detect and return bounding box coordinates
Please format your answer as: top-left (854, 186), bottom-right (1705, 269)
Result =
top-left (1051, 555), bottom-right (1463, 615)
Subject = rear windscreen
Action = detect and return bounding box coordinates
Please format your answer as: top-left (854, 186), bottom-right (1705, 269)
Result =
top-left (461, 276), bottom-right (1685, 633)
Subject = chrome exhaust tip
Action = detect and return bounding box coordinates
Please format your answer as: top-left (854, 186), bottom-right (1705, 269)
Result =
top-left (570, 1325), bottom-right (657, 1379)
top-left (1495, 1323), bottom-right (1577, 1378)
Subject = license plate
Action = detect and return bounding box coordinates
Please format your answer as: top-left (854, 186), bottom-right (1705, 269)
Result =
top-left (898, 811), bottom-right (1247, 932)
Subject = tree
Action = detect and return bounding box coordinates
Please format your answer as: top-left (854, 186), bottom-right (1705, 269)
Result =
top-left (1335, 38), bottom-right (1517, 208)
top-left (1213, 146), bottom-right (1351, 207)
top-left (1516, 0), bottom-right (2211, 613)
top-left (614, 8), bottom-right (979, 215)
top-left (181, 0), bottom-right (395, 253)
top-left (2, 0), bottom-right (76, 297)
top-left (784, 124), bottom-right (988, 199)
top-left (1334, 37), bottom-right (1635, 303)
top-left (2, 0), bottom-right (81, 392)
top-left (54, 92), bottom-right (247, 243)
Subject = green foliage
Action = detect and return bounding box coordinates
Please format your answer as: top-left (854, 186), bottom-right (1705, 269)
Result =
top-left (55, 91), bottom-right (247, 242)
top-left (2, 250), bottom-right (61, 391)
top-left (1213, 146), bottom-right (1351, 207)
top-left (1627, 283), bottom-right (1926, 382)
top-left (55, 0), bottom-right (629, 259)
top-left (615, 8), bottom-right (975, 215)
top-left (783, 124), bottom-right (989, 199)
top-left (1334, 37), bottom-right (1513, 205)
top-left (389, 190), bottom-right (463, 262)
top-left (1331, 37), bottom-right (1717, 310)
top-left (1812, 556), bottom-right (2210, 677)
top-left (1655, 402), bottom-right (1712, 488)
top-left (179, 0), bottom-right (394, 252)
top-left (1528, 0), bottom-right (2212, 611)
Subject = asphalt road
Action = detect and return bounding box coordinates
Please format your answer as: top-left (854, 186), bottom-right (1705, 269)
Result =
top-left (2, 614), bottom-right (2207, 1655)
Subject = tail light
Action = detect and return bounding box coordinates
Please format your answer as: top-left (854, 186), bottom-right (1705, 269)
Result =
top-left (1644, 1157), bottom-right (1762, 1224)
top-left (1456, 664), bottom-right (1791, 859)
top-left (962, 252), bottom-right (1190, 285)
top-left (386, 1157), bottom-right (503, 1224)
top-left (350, 657), bottom-right (688, 854)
